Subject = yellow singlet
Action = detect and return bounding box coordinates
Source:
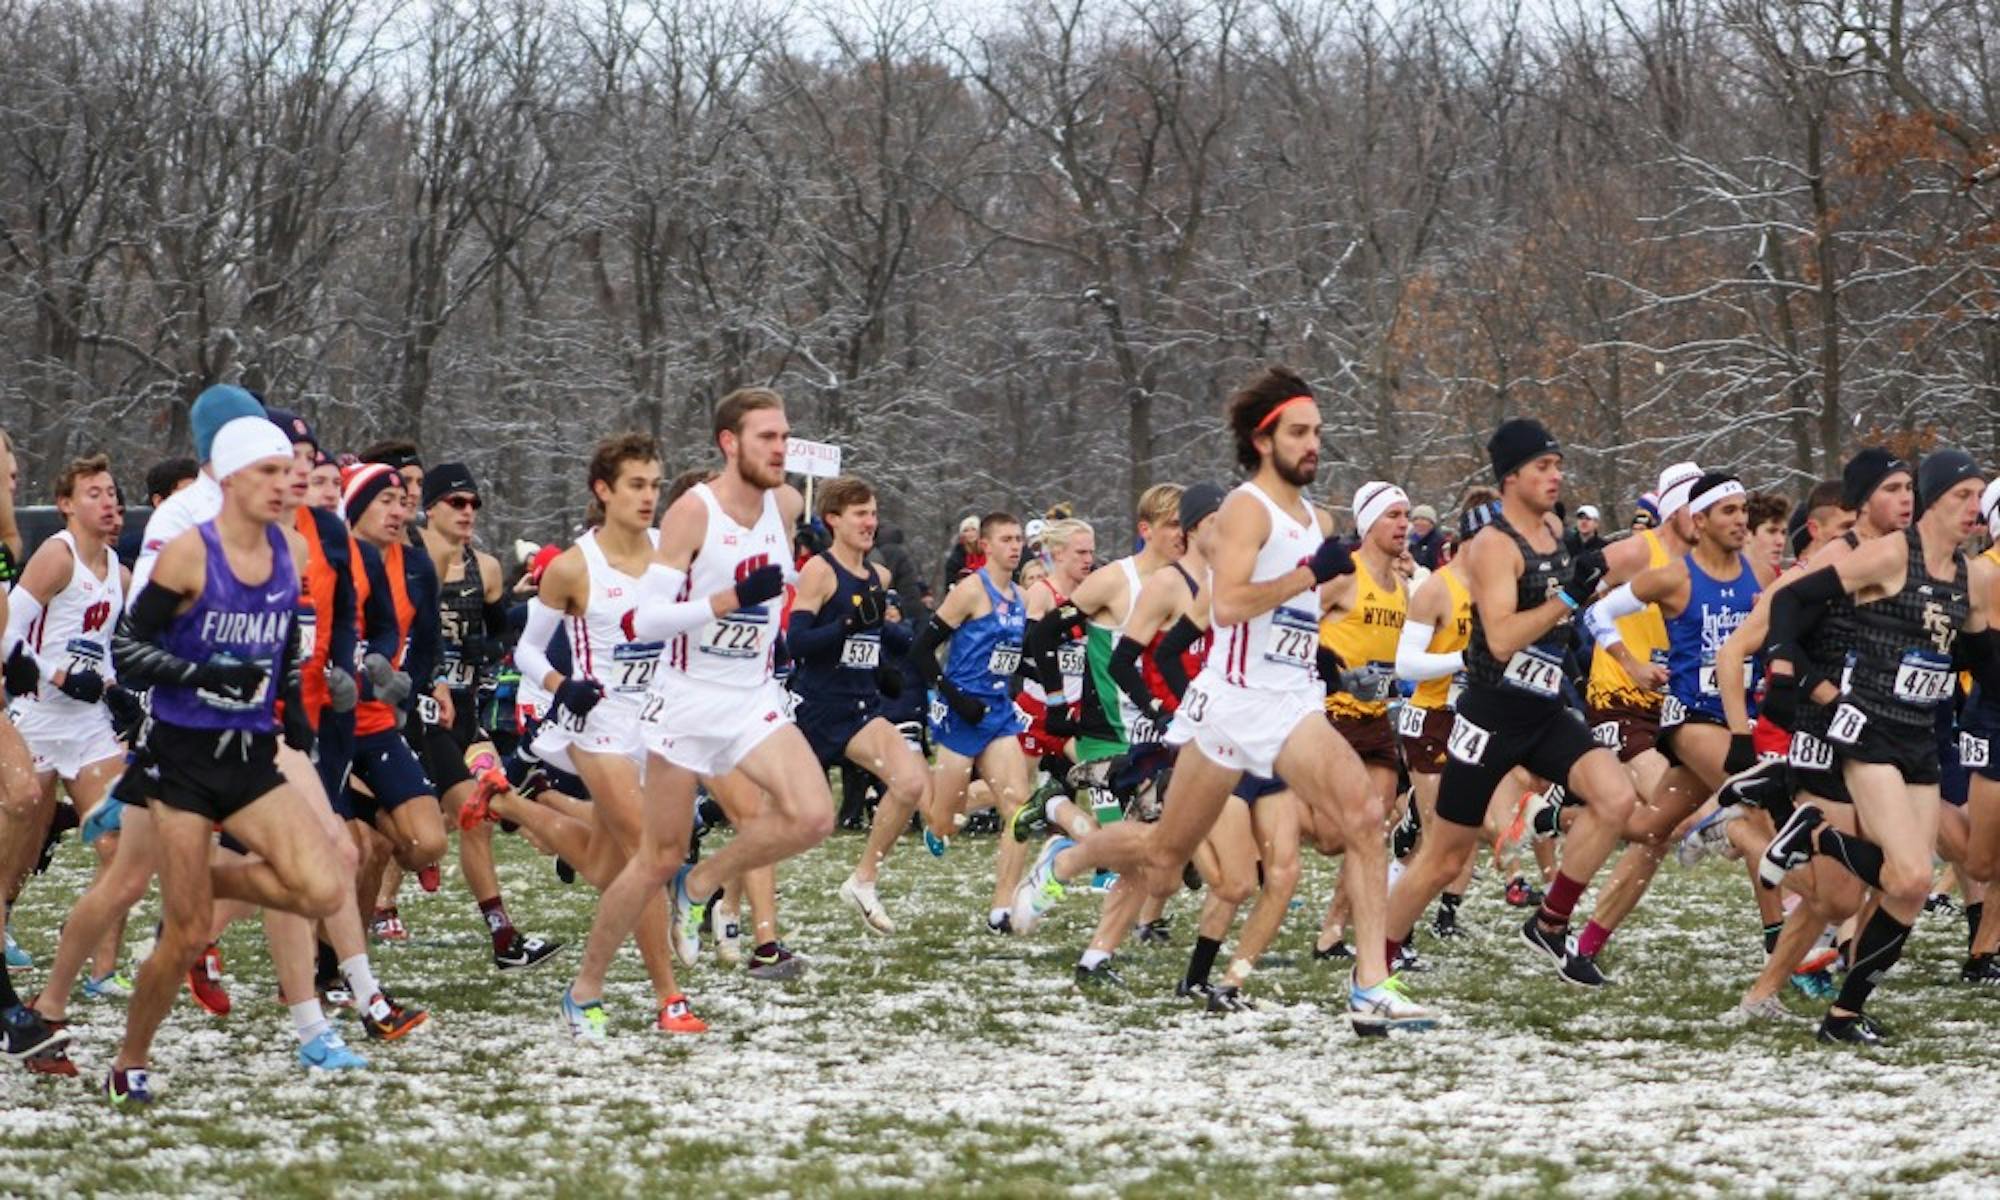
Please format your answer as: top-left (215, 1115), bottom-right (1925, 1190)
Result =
top-left (1585, 529), bottom-right (1669, 712)
top-left (1321, 557), bottom-right (1406, 719)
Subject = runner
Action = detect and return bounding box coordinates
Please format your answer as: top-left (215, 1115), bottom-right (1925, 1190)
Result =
top-left (1010, 367), bottom-right (1431, 1034)
top-left (0, 583), bottom-right (72, 1061)
top-left (503, 433), bottom-right (701, 1034)
top-left (563, 389), bottom-right (832, 1039)
top-left (1566, 472), bottom-right (1774, 978)
top-left (909, 512), bottom-right (1037, 931)
top-left (1379, 418), bottom-right (1637, 989)
top-left (1960, 478), bottom-right (2000, 980)
top-left (785, 476), bottom-right (930, 935)
top-left (1758, 450), bottom-right (1995, 1042)
top-left (416, 462), bottom-right (560, 971)
top-left (103, 415), bottom-right (349, 1103)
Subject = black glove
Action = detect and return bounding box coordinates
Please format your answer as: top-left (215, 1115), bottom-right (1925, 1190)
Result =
top-left (553, 676), bottom-right (604, 718)
top-left (1306, 538), bottom-right (1356, 584)
top-left (191, 656), bottom-right (267, 702)
top-left (105, 685), bottom-right (145, 740)
top-left (57, 668), bottom-right (105, 704)
top-left (460, 635), bottom-right (501, 668)
top-left (875, 664), bottom-right (904, 700)
top-left (1724, 733), bottom-right (1758, 776)
top-left (3, 644), bottom-right (39, 698)
top-left (282, 698), bottom-right (316, 753)
top-left (735, 564), bottom-right (786, 608)
top-left (1560, 550), bottom-right (1607, 608)
top-left (1760, 673), bottom-right (1801, 733)
top-left (941, 681), bottom-right (986, 725)
top-left (1043, 703), bottom-right (1079, 737)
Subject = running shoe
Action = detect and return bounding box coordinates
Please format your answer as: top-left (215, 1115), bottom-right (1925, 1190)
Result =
top-left (361, 992), bottom-right (428, 1041)
top-left (1348, 974), bottom-right (1438, 1036)
top-left (1725, 995), bottom-right (1796, 1024)
top-left (1393, 944), bottom-right (1429, 974)
top-left (1391, 805), bottom-right (1420, 861)
top-left (1010, 779), bottom-right (1064, 841)
top-left (1962, 954), bottom-right (2000, 986)
top-left (1790, 969), bottom-right (1837, 1001)
top-left (668, 864), bottom-right (705, 965)
top-left (837, 875), bottom-right (896, 935)
top-left (555, 858), bottom-right (577, 885)
top-left (714, 912), bottom-right (743, 967)
top-left (1074, 958), bottom-right (1128, 990)
top-left (1313, 938), bottom-right (1355, 961)
top-left (1675, 805), bottom-right (1744, 868)
top-left (1504, 876), bottom-right (1543, 908)
top-left (2, 1005), bottom-right (71, 1061)
top-left (1559, 949), bottom-right (1608, 988)
top-left (105, 1065), bottom-right (154, 1105)
top-left (26, 1042), bottom-right (77, 1078)
top-left (188, 944), bottom-right (231, 1016)
top-left (417, 863), bottom-right (442, 892)
top-left (746, 943), bottom-right (807, 981)
top-left (456, 770), bottom-right (509, 831)
top-left (298, 1029), bottom-right (369, 1071)
top-left (1794, 934), bottom-right (1841, 977)
top-left (1926, 892), bottom-right (1962, 917)
top-left (1759, 805), bottom-right (1823, 887)
top-left (371, 909), bottom-right (409, 942)
top-left (84, 970), bottom-right (133, 1001)
top-left (4, 927), bottom-right (30, 972)
top-left (1135, 916), bottom-right (1172, 946)
top-left (922, 828), bottom-right (949, 857)
top-left (984, 912), bottom-right (1013, 936)
top-left (1519, 914), bottom-right (1570, 967)
top-left (1717, 756), bottom-right (1790, 812)
top-left (655, 994), bottom-right (707, 1034)
top-left (1429, 907), bottom-right (1465, 940)
top-left (1205, 985), bottom-right (1256, 1013)
top-left (1816, 1011), bottom-right (1887, 1045)
top-left (561, 988), bottom-right (608, 1043)
top-left (1008, 836), bottom-right (1074, 934)
top-left (494, 932), bottom-right (563, 971)
top-left (1089, 869), bottom-right (1119, 895)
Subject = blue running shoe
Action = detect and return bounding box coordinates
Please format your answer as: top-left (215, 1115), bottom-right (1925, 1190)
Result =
top-left (669, 864), bottom-right (704, 965)
top-left (562, 987), bottom-right (608, 1043)
top-left (297, 1030), bottom-right (368, 1071)
top-left (4, 927), bottom-right (30, 973)
top-left (1009, 837), bottom-right (1075, 934)
top-left (923, 828), bottom-right (948, 857)
top-left (84, 971), bottom-right (133, 1001)
top-left (105, 1066), bottom-right (154, 1106)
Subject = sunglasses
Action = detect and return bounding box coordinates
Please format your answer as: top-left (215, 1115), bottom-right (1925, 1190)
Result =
top-left (439, 494), bottom-right (481, 511)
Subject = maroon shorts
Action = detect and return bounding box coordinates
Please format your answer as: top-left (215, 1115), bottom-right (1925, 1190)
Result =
top-left (1584, 699), bottom-right (1661, 763)
top-left (1331, 711), bottom-right (1400, 773)
top-left (1398, 705), bottom-right (1454, 777)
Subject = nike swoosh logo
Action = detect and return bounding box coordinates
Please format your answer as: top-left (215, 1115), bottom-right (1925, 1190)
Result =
top-left (267, 590), bottom-right (287, 603)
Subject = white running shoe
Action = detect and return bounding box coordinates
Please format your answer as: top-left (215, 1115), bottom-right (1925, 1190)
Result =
top-left (1724, 995), bottom-right (1797, 1024)
top-left (1348, 974), bottom-right (1439, 1036)
top-left (1009, 837), bottom-right (1074, 934)
top-left (714, 913), bottom-right (743, 967)
top-left (838, 876), bottom-right (896, 935)
top-left (1675, 805), bottom-right (1744, 868)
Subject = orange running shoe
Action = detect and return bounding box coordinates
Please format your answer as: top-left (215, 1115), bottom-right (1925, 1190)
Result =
top-left (456, 770), bottom-right (509, 832)
top-left (654, 994), bottom-right (708, 1035)
top-left (361, 992), bottom-right (429, 1041)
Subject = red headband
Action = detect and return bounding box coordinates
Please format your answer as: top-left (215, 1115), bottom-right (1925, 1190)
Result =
top-left (1255, 394), bottom-right (1316, 432)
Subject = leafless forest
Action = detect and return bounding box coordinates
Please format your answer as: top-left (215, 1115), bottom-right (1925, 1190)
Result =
top-left (4, 0), bottom-right (1999, 561)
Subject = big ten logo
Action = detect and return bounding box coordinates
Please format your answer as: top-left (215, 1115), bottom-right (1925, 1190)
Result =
top-left (81, 600), bottom-right (112, 633)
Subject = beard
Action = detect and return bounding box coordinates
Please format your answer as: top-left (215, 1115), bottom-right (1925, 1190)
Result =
top-left (1274, 448), bottom-right (1318, 487)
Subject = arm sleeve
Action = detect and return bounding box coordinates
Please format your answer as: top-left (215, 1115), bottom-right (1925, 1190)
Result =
top-left (281, 606), bottom-right (308, 701)
top-left (404, 548), bottom-right (441, 691)
top-left (325, 529), bottom-right (357, 680)
top-left (785, 606), bottom-right (847, 664)
top-left (513, 599), bottom-right (565, 691)
top-left (1155, 617), bottom-right (1204, 701)
top-left (1955, 628), bottom-right (2000, 700)
top-left (1765, 566), bottom-right (1844, 662)
top-left (1394, 620), bottom-right (1463, 683)
top-left (357, 543), bottom-right (401, 662)
top-left (1108, 635), bottom-right (1158, 718)
top-left (1023, 603), bottom-right (1084, 698)
top-left (111, 582), bottom-right (205, 688)
top-left (881, 616), bottom-right (913, 656)
top-left (629, 564), bottom-right (724, 641)
top-left (1, 585), bottom-right (42, 659)
top-left (1584, 583), bottom-right (1648, 649)
top-left (909, 613), bottom-right (956, 687)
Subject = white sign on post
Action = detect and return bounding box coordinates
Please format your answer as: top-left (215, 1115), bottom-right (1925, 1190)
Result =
top-left (785, 438), bottom-right (843, 479)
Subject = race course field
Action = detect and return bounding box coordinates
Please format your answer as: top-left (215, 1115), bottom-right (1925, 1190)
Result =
top-left (3, 820), bottom-right (1997, 1197)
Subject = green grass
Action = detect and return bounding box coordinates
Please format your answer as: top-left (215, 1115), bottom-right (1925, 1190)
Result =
top-left (3, 815), bottom-right (1997, 1197)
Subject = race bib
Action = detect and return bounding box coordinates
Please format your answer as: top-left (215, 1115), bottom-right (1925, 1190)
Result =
top-left (1962, 732), bottom-right (1992, 770)
top-left (61, 637), bottom-right (107, 682)
top-left (1592, 720), bottom-right (1622, 751)
top-left (294, 615), bottom-right (316, 665)
top-left (1826, 702), bottom-right (1868, 746)
top-left (927, 693), bottom-right (948, 728)
top-left (1500, 646), bottom-right (1563, 698)
top-left (1697, 658), bottom-right (1751, 697)
top-left (700, 614), bottom-right (766, 660)
top-left (1892, 650), bottom-right (1952, 706)
top-left (1789, 730), bottom-right (1834, 770)
top-left (1264, 606), bottom-right (1318, 670)
top-left (611, 642), bottom-right (665, 693)
top-left (987, 644), bottom-right (1021, 677)
top-left (1446, 674), bottom-right (1466, 709)
top-left (442, 656), bottom-right (476, 689)
top-left (1659, 693), bottom-right (1686, 728)
top-left (1057, 644), bottom-right (1087, 680)
top-left (417, 694), bottom-right (443, 727)
top-left (841, 636), bottom-right (881, 670)
top-left (1395, 703), bottom-right (1426, 740)
top-left (1345, 661), bottom-right (1398, 703)
top-left (1446, 713), bottom-right (1492, 765)
top-left (1181, 683), bottom-right (1210, 723)
top-left (1127, 715), bottom-right (1160, 745)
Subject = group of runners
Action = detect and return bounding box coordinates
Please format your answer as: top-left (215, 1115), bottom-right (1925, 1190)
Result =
top-left (0, 366), bottom-right (1996, 1104)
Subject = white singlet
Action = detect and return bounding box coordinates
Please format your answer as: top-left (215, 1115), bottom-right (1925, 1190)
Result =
top-left (560, 528), bottom-right (664, 759)
top-left (8, 531), bottom-right (126, 778)
top-left (661, 482), bottom-right (792, 689)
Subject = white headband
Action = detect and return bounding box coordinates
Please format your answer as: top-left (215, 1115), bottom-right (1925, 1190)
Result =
top-left (1688, 478), bottom-right (1745, 516)
top-left (210, 417), bottom-right (293, 481)
top-left (1354, 481), bottom-right (1410, 537)
top-left (1657, 461), bottom-right (1702, 519)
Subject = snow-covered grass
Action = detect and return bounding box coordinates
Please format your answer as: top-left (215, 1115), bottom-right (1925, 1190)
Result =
top-left (4, 820), bottom-right (1997, 1197)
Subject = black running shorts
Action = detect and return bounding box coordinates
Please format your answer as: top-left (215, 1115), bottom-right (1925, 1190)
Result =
top-left (1436, 688), bottom-right (1597, 828)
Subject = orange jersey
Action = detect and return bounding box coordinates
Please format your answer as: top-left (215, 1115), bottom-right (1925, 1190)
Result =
top-left (355, 539), bottom-right (417, 738)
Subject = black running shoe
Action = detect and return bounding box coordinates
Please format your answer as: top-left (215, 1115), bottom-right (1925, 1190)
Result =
top-left (1313, 939), bottom-right (1354, 961)
top-left (1430, 907), bottom-right (1464, 940)
top-left (1559, 950), bottom-right (1608, 988)
top-left (1136, 917), bottom-right (1172, 946)
top-left (1205, 985), bottom-right (1256, 1013)
top-left (1718, 757), bottom-right (1790, 812)
top-left (1531, 801), bottom-right (1562, 842)
top-left (555, 858), bottom-right (577, 885)
top-left (1759, 805), bottom-right (1823, 887)
top-left (1175, 978), bottom-right (1216, 1005)
top-left (1182, 862), bottom-right (1204, 892)
top-left (1, 1005), bottom-right (70, 1062)
top-left (493, 932), bottom-right (563, 971)
top-left (1391, 806), bottom-right (1420, 861)
top-left (1963, 955), bottom-right (2000, 986)
top-left (1074, 958), bottom-right (1128, 990)
top-left (1010, 779), bottom-right (1064, 842)
top-left (1519, 914), bottom-right (1569, 966)
top-left (1816, 1011), bottom-right (1887, 1045)
top-left (985, 912), bottom-right (1013, 936)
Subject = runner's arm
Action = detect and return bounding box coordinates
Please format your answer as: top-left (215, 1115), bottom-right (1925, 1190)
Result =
top-left (1394, 620), bottom-right (1460, 683)
top-left (1154, 617), bottom-right (1205, 701)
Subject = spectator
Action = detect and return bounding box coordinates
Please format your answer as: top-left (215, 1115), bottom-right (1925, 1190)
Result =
top-left (942, 513), bottom-right (983, 584)
top-left (1565, 503), bottom-right (1607, 558)
top-left (872, 525), bottom-right (928, 621)
top-left (1407, 503), bottom-right (1444, 569)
